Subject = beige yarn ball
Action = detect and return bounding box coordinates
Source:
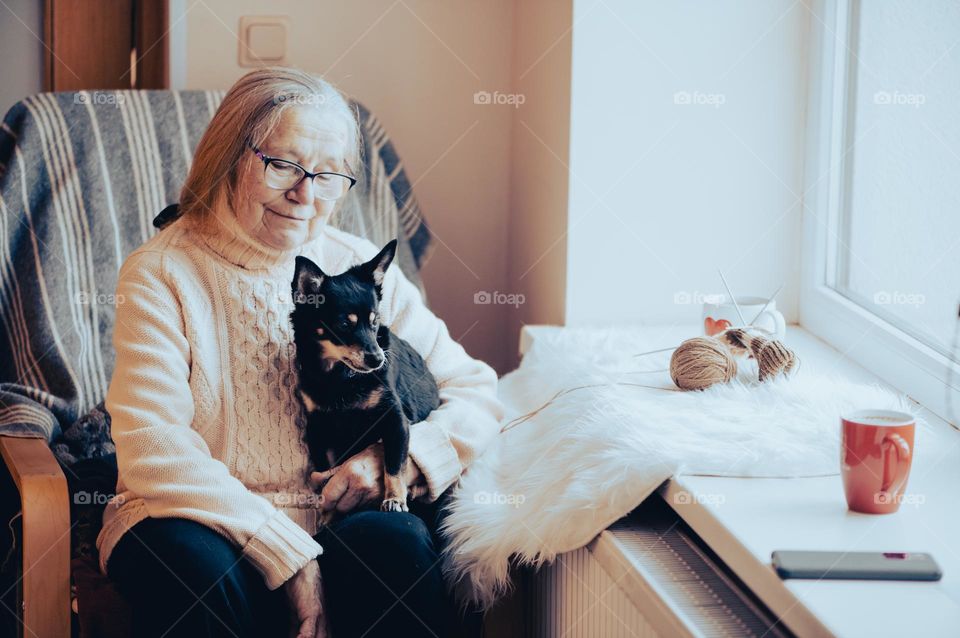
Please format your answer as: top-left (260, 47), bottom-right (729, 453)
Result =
top-left (670, 337), bottom-right (737, 391)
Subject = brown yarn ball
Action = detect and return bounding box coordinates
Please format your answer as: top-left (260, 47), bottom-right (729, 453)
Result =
top-left (670, 337), bottom-right (737, 391)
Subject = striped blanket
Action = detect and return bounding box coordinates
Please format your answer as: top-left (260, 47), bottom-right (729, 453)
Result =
top-left (0, 90), bottom-right (432, 447)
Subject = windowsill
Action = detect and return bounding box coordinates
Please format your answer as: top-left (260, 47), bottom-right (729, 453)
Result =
top-left (520, 324), bottom-right (960, 637)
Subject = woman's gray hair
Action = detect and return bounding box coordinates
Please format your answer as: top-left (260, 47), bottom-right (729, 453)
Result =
top-left (179, 66), bottom-right (362, 221)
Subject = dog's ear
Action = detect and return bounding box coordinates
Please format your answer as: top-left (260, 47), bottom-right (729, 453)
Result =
top-left (357, 239), bottom-right (397, 289)
top-left (293, 255), bottom-right (326, 303)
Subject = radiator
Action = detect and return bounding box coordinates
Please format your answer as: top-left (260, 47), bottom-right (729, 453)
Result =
top-left (522, 499), bottom-right (796, 638)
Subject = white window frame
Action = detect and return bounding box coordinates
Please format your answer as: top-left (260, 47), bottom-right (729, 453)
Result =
top-left (799, 0), bottom-right (960, 426)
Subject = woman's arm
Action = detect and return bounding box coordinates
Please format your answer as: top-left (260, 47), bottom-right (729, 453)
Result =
top-left (107, 250), bottom-right (321, 590)
top-left (379, 261), bottom-right (505, 502)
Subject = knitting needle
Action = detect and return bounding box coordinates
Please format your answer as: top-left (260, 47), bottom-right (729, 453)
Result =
top-left (632, 346), bottom-right (677, 357)
top-left (632, 275), bottom-right (764, 358)
top-left (717, 269), bottom-right (747, 325)
top-left (748, 283), bottom-right (784, 326)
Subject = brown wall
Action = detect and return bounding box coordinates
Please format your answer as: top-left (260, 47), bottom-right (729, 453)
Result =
top-left (181, 0), bottom-right (528, 374)
top-left (506, 0), bottom-right (572, 371)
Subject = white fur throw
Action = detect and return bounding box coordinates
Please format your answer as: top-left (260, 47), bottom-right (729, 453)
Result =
top-left (440, 328), bottom-right (917, 608)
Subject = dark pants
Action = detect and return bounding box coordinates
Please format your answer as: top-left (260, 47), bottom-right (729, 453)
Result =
top-left (107, 497), bottom-right (468, 638)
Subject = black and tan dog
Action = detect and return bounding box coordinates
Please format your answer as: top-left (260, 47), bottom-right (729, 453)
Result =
top-left (290, 239), bottom-right (440, 513)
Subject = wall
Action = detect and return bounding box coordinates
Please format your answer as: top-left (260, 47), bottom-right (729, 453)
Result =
top-left (175, 0), bottom-right (516, 373)
top-left (2, 1), bottom-right (813, 372)
top-left (505, 0), bottom-right (573, 370)
top-left (564, 0), bottom-right (809, 327)
top-left (0, 0), bottom-right (44, 118)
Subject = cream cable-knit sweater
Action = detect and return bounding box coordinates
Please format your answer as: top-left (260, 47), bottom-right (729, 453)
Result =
top-left (95, 209), bottom-right (503, 590)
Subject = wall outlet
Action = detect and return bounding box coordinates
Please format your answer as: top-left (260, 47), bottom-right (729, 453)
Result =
top-left (238, 16), bottom-right (289, 67)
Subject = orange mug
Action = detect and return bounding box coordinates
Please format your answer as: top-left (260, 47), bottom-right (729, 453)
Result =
top-left (841, 409), bottom-right (915, 514)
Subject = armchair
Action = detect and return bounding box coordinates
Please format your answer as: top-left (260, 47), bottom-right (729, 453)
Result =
top-left (0, 88), bottom-right (432, 637)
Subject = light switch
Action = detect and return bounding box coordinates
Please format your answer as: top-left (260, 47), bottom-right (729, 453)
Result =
top-left (239, 16), bottom-right (289, 67)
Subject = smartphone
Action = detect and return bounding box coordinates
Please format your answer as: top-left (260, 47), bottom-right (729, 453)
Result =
top-left (772, 550), bottom-right (942, 581)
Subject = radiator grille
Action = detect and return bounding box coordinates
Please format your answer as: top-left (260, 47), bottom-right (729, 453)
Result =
top-left (523, 499), bottom-right (796, 638)
top-left (528, 545), bottom-right (659, 638)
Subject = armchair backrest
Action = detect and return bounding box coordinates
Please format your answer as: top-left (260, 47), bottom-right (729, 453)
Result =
top-left (0, 90), bottom-right (432, 441)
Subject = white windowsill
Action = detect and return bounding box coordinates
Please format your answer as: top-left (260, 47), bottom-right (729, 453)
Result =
top-left (520, 324), bottom-right (960, 637)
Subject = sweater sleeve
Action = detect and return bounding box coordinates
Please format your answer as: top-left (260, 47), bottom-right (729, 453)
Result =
top-left (381, 263), bottom-right (505, 502)
top-left (107, 250), bottom-right (321, 590)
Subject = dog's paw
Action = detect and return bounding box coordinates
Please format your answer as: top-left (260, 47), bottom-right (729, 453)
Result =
top-left (380, 498), bottom-right (408, 513)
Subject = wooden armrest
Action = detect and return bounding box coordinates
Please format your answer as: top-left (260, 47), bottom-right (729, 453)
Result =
top-left (0, 436), bottom-right (71, 638)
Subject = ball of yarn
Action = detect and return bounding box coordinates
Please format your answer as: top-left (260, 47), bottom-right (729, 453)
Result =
top-left (670, 337), bottom-right (737, 391)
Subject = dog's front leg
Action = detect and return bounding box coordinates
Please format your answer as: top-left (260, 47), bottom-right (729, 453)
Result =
top-left (380, 410), bottom-right (411, 512)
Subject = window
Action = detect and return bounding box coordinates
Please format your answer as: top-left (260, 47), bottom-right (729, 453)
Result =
top-left (835, 0), bottom-right (960, 359)
top-left (801, 0), bottom-right (960, 426)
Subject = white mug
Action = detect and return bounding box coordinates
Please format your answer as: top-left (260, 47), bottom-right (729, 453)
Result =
top-left (702, 296), bottom-right (785, 340)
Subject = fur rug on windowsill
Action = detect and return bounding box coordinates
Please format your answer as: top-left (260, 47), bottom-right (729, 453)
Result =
top-left (439, 328), bottom-right (918, 608)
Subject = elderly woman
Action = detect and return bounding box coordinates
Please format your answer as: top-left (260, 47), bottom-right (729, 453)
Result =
top-left (95, 67), bottom-right (503, 638)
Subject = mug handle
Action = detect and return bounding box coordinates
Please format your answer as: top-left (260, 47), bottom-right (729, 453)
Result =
top-left (880, 433), bottom-right (912, 496)
top-left (757, 310), bottom-right (786, 339)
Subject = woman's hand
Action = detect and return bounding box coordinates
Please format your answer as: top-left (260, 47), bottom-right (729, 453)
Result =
top-left (310, 442), bottom-right (425, 513)
top-left (284, 560), bottom-right (328, 638)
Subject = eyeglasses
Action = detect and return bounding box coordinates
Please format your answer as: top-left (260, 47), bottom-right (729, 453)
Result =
top-left (248, 143), bottom-right (357, 201)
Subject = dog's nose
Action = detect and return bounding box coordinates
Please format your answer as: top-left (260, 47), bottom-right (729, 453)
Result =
top-left (364, 351), bottom-right (384, 368)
